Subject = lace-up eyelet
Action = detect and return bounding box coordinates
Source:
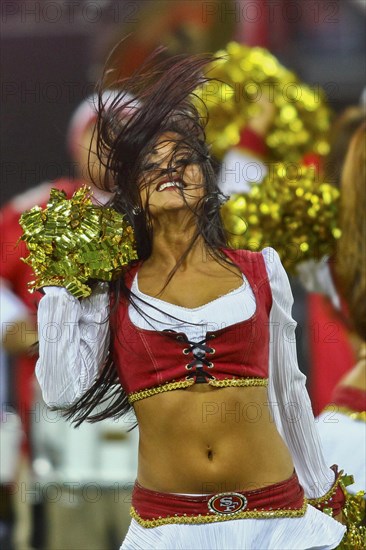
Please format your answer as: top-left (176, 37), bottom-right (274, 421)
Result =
top-left (182, 348), bottom-right (190, 355)
top-left (209, 334), bottom-right (216, 339)
top-left (208, 348), bottom-right (215, 355)
top-left (207, 362), bottom-right (214, 368)
top-left (176, 335), bottom-right (184, 342)
top-left (185, 364), bottom-right (193, 370)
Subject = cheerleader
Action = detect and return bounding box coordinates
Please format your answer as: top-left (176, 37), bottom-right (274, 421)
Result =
top-left (35, 54), bottom-right (346, 549)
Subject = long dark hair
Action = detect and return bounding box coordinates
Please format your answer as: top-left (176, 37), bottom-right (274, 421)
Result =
top-left (63, 51), bottom-right (234, 426)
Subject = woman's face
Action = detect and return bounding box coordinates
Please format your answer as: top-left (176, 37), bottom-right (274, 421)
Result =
top-left (138, 132), bottom-right (205, 217)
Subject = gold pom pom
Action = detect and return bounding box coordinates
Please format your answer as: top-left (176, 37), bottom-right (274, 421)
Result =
top-left (195, 42), bottom-right (332, 161)
top-left (221, 165), bottom-right (340, 272)
top-left (19, 186), bottom-right (138, 298)
top-left (336, 477), bottom-right (366, 550)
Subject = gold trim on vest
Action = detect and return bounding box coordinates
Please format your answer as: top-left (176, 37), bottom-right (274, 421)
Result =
top-left (209, 378), bottom-right (268, 389)
top-left (128, 377), bottom-right (268, 404)
top-left (128, 380), bottom-right (195, 403)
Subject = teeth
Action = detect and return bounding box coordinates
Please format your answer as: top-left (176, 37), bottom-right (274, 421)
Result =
top-left (158, 181), bottom-right (182, 191)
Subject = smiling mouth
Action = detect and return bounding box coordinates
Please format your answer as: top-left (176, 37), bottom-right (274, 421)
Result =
top-left (156, 179), bottom-right (184, 192)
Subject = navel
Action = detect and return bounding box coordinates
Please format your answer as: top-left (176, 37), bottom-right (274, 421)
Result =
top-left (207, 445), bottom-right (214, 461)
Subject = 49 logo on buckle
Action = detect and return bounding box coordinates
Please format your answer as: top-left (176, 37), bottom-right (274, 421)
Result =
top-left (208, 492), bottom-right (248, 515)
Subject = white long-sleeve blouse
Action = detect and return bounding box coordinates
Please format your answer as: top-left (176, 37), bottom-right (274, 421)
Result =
top-left (36, 247), bottom-right (336, 498)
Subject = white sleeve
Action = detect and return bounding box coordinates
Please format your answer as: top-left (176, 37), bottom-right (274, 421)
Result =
top-left (296, 258), bottom-right (340, 310)
top-left (35, 284), bottom-right (110, 407)
top-left (262, 247), bottom-right (336, 498)
top-left (217, 148), bottom-right (267, 196)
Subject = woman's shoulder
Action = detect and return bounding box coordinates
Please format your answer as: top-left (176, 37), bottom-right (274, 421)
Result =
top-left (222, 247), bottom-right (287, 294)
top-left (222, 246), bottom-right (281, 267)
top-left (123, 259), bottom-right (143, 283)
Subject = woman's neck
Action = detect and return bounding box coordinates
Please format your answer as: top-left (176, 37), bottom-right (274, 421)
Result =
top-left (149, 236), bottom-right (209, 271)
top-left (146, 217), bottom-right (209, 271)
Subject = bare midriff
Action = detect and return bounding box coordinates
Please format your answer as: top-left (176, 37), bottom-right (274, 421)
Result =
top-left (133, 384), bottom-right (294, 494)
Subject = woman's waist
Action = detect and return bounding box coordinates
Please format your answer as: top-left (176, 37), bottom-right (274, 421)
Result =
top-left (131, 471), bottom-right (306, 527)
top-left (135, 385), bottom-right (277, 440)
top-left (137, 430), bottom-right (294, 493)
top-left (137, 464), bottom-right (295, 495)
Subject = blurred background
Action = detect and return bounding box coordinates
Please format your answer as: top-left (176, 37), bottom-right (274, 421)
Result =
top-left (1, 0), bottom-right (365, 206)
top-left (1, 1), bottom-right (365, 549)
top-left (1, 0), bottom-right (232, 206)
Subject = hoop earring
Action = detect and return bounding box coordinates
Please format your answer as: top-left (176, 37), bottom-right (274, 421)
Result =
top-left (204, 192), bottom-right (228, 205)
top-left (132, 205), bottom-right (141, 216)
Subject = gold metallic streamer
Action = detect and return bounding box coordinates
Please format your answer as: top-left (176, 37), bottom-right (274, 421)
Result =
top-left (335, 476), bottom-right (366, 550)
top-left (312, 474), bottom-right (365, 549)
top-left (221, 165), bottom-right (340, 272)
top-left (19, 186), bottom-right (138, 298)
top-left (195, 42), bottom-right (332, 161)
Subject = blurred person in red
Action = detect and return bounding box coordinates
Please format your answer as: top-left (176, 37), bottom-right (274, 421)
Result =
top-left (0, 93), bottom-right (115, 548)
top-left (0, 93), bottom-right (113, 455)
top-left (298, 106), bottom-right (366, 413)
top-left (0, 280), bottom-right (36, 550)
top-left (315, 121), bottom-right (366, 508)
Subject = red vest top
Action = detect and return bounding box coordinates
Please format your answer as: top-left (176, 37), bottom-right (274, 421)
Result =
top-left (111, 249), bottom-right (272, 403)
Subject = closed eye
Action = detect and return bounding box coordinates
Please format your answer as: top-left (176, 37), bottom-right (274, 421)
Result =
top-left (176, 154), bottom-right (202, 166)
top-left (175, 159), bottom-right (191, 167)
top-left (144, 162), bottom-right (160, 171)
